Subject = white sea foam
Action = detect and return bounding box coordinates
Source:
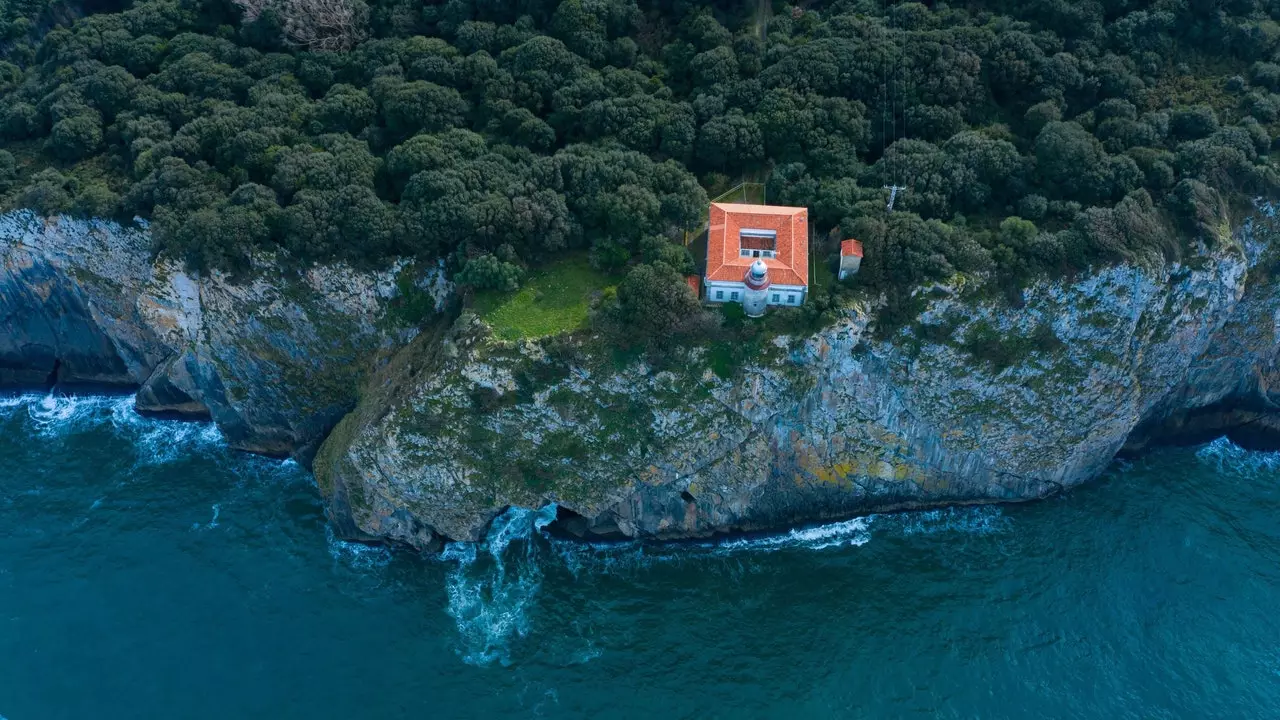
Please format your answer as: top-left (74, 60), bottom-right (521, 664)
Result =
top-left (2, 392), bottom-right (223, 462)
top-left (442, 505), bottom-right (557, 667)
top-left (26, 392), bottom-right (103, 430)
top-left (0, 393), bottom-right (31, 413)
top-left (1196, 436), bottom-right (1280, 476)
top-left (325, 526), bottom-right (392, 570)
top-left (715, 516), bottom-right (875, 552)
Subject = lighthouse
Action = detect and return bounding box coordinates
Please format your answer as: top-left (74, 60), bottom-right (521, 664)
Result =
top-left (704, 203), bottom-right (809, 315)
top-left (742, 259), bottom-right (770, 317)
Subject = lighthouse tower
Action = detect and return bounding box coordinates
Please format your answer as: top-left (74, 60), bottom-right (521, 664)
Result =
top-left (742, 259), bottom-right (770, 317)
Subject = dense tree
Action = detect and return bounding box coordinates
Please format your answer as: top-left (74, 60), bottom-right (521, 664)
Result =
top-left (0, 0), bottom-right (1274, 328)
top-left (48, 113), bottom-right (104, 160)
top-left (456, 252), bottom-right (523, 291)
top-left (609, 261), bottom-right (704, 342)
top-left (0, 150), bottom-right (15, 193)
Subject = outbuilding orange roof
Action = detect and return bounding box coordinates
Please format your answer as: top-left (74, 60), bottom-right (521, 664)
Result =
top-left (684, 275), bottom-right (701, 297)
top-left (841, 239), bottom-right (864, 257)
top-left (705, 203), bottom-right (809, 287)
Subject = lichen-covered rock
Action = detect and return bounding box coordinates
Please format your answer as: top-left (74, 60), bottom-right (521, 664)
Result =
top-left (315, 216), bottom-right (1279, 548)
top-left (1124, 211), bottom-right (1280, 450)
top-left (0, 209), bottom-right (450, 457)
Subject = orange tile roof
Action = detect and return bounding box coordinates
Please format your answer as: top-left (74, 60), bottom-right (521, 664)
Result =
top-left (705, 203), bottom-right (809, 287)
top-left (841, 239), bottom-right (864, 258)
top-left (684, 274), bottom-right (701, 297)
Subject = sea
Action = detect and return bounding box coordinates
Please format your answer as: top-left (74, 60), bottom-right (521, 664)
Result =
top-left (2, 391), bottom-right (1279, 719)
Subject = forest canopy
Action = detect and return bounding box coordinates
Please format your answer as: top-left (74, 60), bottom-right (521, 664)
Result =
top-left (1, 0), bottom-right (1278, 328)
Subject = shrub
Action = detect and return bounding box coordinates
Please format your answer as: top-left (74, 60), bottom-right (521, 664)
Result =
top-left (610, 261), bottom-right (704, 343)
top-left (457, 253), bottom-right (523, 292)
top-left (47, 114), bottom-right (104, 160)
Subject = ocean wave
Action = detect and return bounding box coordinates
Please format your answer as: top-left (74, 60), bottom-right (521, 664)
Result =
top-left (1196, 436), bottom-right (1280, 476)
top-left (439, 502), bottom-right (1010, 667)
top-left (892, 505), bottom-right (1011, 536)
top-left (325, 526), bottom-right (393, 571)
top-left (1, 392), bottom-right (223, 462)
top-left (442, 506), bottom-right (556, 667)
top-left (713, 516), bottom-right (875, 552)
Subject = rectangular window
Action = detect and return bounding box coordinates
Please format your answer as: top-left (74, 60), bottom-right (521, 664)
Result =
top-left (731, 291), bottom-right (739, 301)
top-left (788, 294), bottom-right (797, 304)
top-left (715, 290), bottom-right (724, 300)
top-left (771, 293), bottom-right (780, 303)
top-left (740, 249), bottom-right (751, 257)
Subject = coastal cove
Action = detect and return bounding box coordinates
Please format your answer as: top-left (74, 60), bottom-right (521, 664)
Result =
top-left (3, 391), bottom-right (1280, 718)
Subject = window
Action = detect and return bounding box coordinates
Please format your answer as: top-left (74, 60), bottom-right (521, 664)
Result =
top-left (788, 294), bottom-right (797, 304)
top-left (715, 290), bottom-right (724, 300)
top-left (731, 291), bottom-right (739, 301)
top-left (771, 293), bottom-right (780, 303)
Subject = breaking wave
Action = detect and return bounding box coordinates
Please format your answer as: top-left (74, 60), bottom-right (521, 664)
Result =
top-left (4, 392), bottom-right (1012, 671)
top-left (715, 516), bottom-right (874, 552)
top-left (441, 505), bottom-right (557, 667)
top-left (0, 391), bottom-right (223, 462)
top-left (440, 503), bottom-right (1008, 667)
top-left (325, 526), bottom-right (394, 571)
top-left (1196, 436), bottom-right (1280, 476)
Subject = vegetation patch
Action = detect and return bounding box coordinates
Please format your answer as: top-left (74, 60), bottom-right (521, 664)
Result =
top-left (471, 256), bottom-right (616, 341)
top-left (2, 0), bottom-right (1277, 346)
top-left (960, 320), bottom-right (1066, 372)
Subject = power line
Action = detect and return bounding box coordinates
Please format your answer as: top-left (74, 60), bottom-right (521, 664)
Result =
top-left (882, 0), bottom-right (905, 212)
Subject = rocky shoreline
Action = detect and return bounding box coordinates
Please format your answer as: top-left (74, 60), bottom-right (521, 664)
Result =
top-left (4, 208), bottom-right (1279, 548)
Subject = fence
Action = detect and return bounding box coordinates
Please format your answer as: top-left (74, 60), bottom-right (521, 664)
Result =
top-left (685, 182), bottom-right (768, 246)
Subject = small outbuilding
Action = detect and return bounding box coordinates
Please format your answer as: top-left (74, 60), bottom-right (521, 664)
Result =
top-left (839, 239), bottom-right (864, 280)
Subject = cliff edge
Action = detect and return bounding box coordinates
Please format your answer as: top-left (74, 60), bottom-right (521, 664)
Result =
top-left (313, 212), bottom-right (1280, 548)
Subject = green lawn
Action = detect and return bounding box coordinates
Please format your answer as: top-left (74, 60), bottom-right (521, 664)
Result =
top-left (811, 247), bottom-right (835, 292)
top-left (471, 255), bottom-right (617, 341)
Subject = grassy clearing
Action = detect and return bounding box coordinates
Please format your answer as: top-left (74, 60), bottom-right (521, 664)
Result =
top-left (472, 255), bottom-right (617, 341)
top-left (811, 250), bottom-right (835, 292)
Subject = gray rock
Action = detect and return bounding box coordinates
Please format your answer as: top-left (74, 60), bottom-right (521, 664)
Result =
top-left (0, 209), bottom-right (450, 458)
top-left (0, 213), bottom-right (170, 386)
top-left (314, 211), bottom-right (1280, 548)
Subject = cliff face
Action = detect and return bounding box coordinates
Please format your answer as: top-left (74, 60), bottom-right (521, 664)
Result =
top-left (1123, 212), bottom-right (1280, 451)
top-left (6, 208), bottom-right (1280, 548)
top-left (0, 210), bottom-right (449, 457)
top-left (314, 215), bottom-right (1279, 548)
top-left (0, 213), bottom-right (169, 387)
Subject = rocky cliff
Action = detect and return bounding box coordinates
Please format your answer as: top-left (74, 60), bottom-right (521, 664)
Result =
top-left (313, 212), bottom-right (1280, 549)
top-left (6, 208), bottom-right (1280, 549)
top-left (0, 210), bottom-right (450, 457)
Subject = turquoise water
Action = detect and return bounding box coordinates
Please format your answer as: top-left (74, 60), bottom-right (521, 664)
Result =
top-left (3, 393), bottom-right (1280, 719)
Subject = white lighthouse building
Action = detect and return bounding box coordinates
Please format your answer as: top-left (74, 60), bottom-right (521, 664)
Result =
top-left (742, 259), bottom-right (771, 317)
top-left (703, 203), bottom-right (809, 315)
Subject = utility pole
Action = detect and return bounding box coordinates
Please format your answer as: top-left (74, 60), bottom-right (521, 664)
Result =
top-left (883, 184), bottom-right (905, 213)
